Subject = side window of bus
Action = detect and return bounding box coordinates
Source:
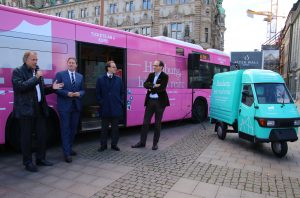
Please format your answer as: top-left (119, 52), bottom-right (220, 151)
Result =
top-left (241, 85), bottom-right (254, 107)
top-left (214, 65), bottom-right (221, 74)
top-left (222, 67), bottom-right (229, 72)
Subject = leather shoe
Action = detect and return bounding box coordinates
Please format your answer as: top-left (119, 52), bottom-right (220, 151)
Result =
top-left (36, 159), bottom-right (53, 166)
top-left (131, 142), bottom-right (145, 148)
top-left (70, 150), bottom-right (77, 156)
top-left (111, 145), bottom-right (120, 151)
top-left (97, 145), bottom-right (107, 152)
top-left (64, 156), bottom-right (72, 163)
top-left (152, 145), bottom-right (158, 150)
top-left (25, 163), bottom-right (38, 172)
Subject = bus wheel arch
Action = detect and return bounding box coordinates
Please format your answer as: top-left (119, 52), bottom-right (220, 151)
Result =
top-left (5, 107), bottom-right (60, 151)
top-left (192, 97), bottom-right (208, 123)
top-left (5, 113), bottom-right (21, 151)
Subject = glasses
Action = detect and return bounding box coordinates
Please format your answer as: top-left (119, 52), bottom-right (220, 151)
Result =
top-left (153, 65), bottom-right (160, 67)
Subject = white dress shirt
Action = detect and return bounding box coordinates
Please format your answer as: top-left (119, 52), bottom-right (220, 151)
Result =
top-left (33, 70), bottom-right (41, 102)
top-left (149, 72), bottom-right (161, 99)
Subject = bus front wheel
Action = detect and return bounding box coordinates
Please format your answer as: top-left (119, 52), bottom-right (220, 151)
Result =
top-left (271, 141), bottom-right (288, 158)
top-left (192, 99), bottom-right (207, 123)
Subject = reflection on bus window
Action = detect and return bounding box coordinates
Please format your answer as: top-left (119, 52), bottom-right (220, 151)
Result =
top-left (254, 83), bottom-right (292, 104)
top-left (188, 61), bottom-right (230, 89)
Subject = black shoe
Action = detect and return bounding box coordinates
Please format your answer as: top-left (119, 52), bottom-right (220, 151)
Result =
top-left (64, 156), bottom-right (72, 163)
top-left (131, 142), bottom-right (145, 148)
top-left (25, 163), bottom-right (38, 172)
top-left (111, 145), bottom-right (120, 151)
top-left (98, 145), bottom-right (107, 152)
top-left (152, 145), bottom-right (158, 150)
top-left (36, 159), bottom-right (53, 166)
top-left (70, 150), bottom-right (77, 156)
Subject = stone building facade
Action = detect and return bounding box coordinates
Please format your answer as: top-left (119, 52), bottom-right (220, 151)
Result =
top-left (279, 0), bottom-right (300, 100)
top-left (0, 0), bottom-right (225, 50)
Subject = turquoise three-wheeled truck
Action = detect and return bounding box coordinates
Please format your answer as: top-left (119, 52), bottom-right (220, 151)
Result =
top-left (210, 69), bottom-right (300, 158)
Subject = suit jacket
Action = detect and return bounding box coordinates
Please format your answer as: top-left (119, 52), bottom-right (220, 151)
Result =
top-left (55, 70), bottom-right (85, 112)
top-left (12, 64), bottom-right (54, 118)
top-left (96, 74), bottom-right (124, 118)
top-left (144, 71), bottom-right (170, 107)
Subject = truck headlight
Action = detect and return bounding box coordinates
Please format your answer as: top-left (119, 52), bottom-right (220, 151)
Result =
top-left (294, 120), bottom-right (300, 126)
top-left (267, 120), bottom-right (275, 127)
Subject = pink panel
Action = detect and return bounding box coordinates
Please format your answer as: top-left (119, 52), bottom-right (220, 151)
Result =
top-left (127, 35), bottom-right (175, 56)
top-left (0, 9), bottom-right (49, 31)
top-left (127, 49), bottom-right (188, 89)
top-left (76, 25), bottom-right (126, 48)
top-left (0, 89), bottom-right (14, 144)
top-left (126, 88), bottom-right (193, 127)
top-left (52, 21), bottom-right (75, 40)
top-left (210, 53), bottom-right (230, 66)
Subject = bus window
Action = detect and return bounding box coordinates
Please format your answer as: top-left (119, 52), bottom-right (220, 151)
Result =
top-left (176, 47), bottom-right (184, 56)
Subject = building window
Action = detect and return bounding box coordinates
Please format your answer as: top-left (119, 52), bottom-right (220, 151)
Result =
top-left (205, 28), bottom-right (209, 42)
top-left (142, 27), bottom-right (151, 36)
top-left (124, 28), bottom-right (132, 32)
top-left (81, 8), bottom-right (87, 18)
top-left (166, 0), bottom-right (176, 4)
top-left (205, 0), bottom-right (209, 5)
top-left (55, 12), bottom-right (61, 17)
top-left (67, 10), bottom-right (74, 19)
top-left (110, 3), bottom-right (117, 14)
top-left (95, 6), bottom-right (100, 16)
top-left (171, 23), bottom-right (183, 39)
top-left (179, 0), bottom-right (188, 3)
top-left (143, 0), bottom-right (151, 10)
top-left (126, 1), bottom-right (134, 12)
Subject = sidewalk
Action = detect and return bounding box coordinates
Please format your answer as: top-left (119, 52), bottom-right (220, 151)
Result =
top-left (0, 122), bottom-right (299, 198)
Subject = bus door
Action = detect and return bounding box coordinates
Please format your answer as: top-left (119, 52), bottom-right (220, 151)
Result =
top-left (77, 42), bottom-right (126, 131)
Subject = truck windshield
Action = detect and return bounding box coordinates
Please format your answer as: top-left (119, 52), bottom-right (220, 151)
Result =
top-left (254, 83), bottom-right (293, 104)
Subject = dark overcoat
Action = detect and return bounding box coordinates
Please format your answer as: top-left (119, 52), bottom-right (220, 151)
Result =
top-left (12, 64), bottom-right (53, 118)
top-left (96, 74), bottom-right (124, 118)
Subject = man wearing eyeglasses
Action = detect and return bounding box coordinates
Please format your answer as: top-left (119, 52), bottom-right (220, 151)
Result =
top-left (132, 60), bottom-right (170, 150)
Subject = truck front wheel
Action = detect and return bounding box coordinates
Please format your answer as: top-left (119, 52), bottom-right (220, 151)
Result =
top-left (216, 122), bottom-right (227, 140)
top-left (271, 141), bottom-right (288, 158)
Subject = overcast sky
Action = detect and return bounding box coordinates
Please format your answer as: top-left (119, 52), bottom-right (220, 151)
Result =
top-left (222, 0), bottom-right (296, 54)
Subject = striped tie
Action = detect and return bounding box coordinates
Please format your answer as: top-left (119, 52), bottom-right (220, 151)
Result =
top-left (71, 72), bottom-right (75, 88)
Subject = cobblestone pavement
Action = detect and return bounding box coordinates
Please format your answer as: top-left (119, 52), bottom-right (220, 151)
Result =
top-left (0, 121), bottom-right (300, 198)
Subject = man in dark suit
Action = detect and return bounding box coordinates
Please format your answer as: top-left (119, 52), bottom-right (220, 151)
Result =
top-left (55, 57), bottom-right (85, 163)
top-left (96, 61), bottom-right (124, 152)
top-left (12, 51), bottom-right (64, 172)
top-left (132, 60), bottom-right (170, 150)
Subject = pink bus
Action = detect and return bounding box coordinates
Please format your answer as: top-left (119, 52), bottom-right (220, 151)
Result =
top-left (0, 5), bottom-right (230, 149)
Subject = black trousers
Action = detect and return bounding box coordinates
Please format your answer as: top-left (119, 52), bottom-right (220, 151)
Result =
top-left (101, 117), bottom-right (119, 147)
top-left (140, 99), bottom-right (165, 145)
top-left (18, 105), bottom-right (47, 165)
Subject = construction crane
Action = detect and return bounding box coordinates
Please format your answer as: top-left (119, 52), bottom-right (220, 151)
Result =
top-left (246, 0), bottom-right (285, 41)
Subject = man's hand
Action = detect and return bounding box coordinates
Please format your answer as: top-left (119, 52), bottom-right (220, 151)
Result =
top-left (73, 92), bottom-right (80, 97)
top-left (67, 92), bottom-right (74, 97)
top-left (154, 84), bottom-right (161, 88)
top-left (52, 80), bottom-right (64, 90)
top-left (36, 71), bottom-right (43, 79)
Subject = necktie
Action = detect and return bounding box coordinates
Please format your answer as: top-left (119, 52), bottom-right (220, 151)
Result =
top-left (71, 72), bottom-right (75, 87)
top-left (109, 74), bottom-right (113, 78)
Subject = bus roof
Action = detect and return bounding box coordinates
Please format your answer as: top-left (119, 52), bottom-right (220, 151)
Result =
top-left (0, 5), bottom-right (230, 61)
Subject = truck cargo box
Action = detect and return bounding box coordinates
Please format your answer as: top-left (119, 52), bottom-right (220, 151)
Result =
top-left (210, 70), bottom-right (243, 125)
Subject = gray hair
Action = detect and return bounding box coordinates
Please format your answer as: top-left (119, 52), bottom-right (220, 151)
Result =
top-left (23, 51), bottom-right (37, 63)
